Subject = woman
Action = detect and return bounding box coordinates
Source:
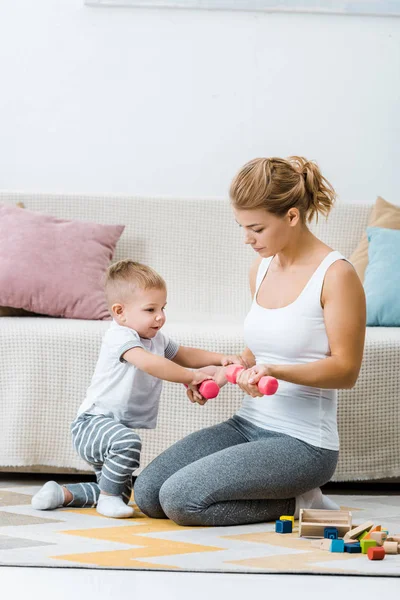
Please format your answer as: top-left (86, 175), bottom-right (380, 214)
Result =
top-left (134, 156), bottom-right (366, 526)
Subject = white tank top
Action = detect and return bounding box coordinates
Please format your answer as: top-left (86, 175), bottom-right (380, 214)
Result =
top-left (236, 250), bottom-right (347, 450)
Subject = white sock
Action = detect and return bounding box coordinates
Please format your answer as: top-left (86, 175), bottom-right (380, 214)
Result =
top-left (294, 487), bottom-right (340, 519)
top-left (31, 481), bottom-right (65, 510)
top-left (96, 494), bottom-right (135, 518)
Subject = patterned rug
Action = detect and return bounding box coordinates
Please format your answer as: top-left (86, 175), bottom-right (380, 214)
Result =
top-left (0, 481), bottom-right (399, 576)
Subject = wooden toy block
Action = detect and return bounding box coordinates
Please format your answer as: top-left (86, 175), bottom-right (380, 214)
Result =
top-left (345, 542), bottom-right (361, 553)
top-left (330, 539), bottom-right (345, 553)
top-left (311, 539), bottom-right (332, 551)
top-left (280, 515), bottom-right (295, 525)
top-left (360, 539), bottom-right (377, 554)
top-left (365, 525), bottom-right (382, 538)
top-left (359, 530), bottom-right (371, 541)
top-left (387, 535), bottom-right (400, 543)
top-left (368, 532), bottom-right (387, 546)
top-left (343, 521), bottom-right (374, 542)
top-left (324, 527), bottom-right (338, 539)
top-left (276, 519), bottom-right (292, 534)
top-left (383, 541), bottom-right (399, 555)
top-left (299, 509), bottom-right (352, 538)
top-left (368, 546), bottom-right (385, 561)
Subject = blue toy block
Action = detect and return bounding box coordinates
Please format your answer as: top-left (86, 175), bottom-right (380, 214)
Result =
top-left (324, 527), bottom-right (338, 540)
top-left (275, 519), bottom-right (292, 534)
top-left (330, 539), bottom-right (345, 553)
top-left (345, 542), bottom-right (361, 553)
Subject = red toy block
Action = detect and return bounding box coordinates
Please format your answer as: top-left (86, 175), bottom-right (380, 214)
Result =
top-left (368, 546), bottom-right (385, 561)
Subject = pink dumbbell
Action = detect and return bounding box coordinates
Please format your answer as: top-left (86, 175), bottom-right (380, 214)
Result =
top-left (225, 365), bottom-right (279, 395)
top-left (184, 380), bottom-right (220, 399)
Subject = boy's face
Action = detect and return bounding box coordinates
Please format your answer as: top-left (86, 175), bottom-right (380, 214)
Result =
top-left (112, 287), bottom-right (167, 339)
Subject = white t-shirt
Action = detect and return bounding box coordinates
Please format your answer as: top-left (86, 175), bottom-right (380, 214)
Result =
top-left (77, 320), bottom-right (180, 429)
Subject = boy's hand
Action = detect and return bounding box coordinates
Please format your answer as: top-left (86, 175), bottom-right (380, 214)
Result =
top-left (190, 370), bottom-right (213, 387)
top-left (221, 354), bottom-right (249, 368)
top-left (187, 370), bottom-right (213, 406)
top-left (198, 365), bottom-right (228, 388)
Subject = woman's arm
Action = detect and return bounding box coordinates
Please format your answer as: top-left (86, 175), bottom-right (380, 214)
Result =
top-left (246, 260), bottom-right (366, 391)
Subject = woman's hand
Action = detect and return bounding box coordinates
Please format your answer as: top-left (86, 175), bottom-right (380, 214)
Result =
top-left (236, 364), bottom-right (272, 398)
top-left (221, 354), bottom-right (249, 368)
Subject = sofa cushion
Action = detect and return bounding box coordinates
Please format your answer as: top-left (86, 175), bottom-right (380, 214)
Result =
top-left (364, 227), bottom-right (400, 326)
top-left (1, 316), bottom-right (399, 481)
top-left (0, 202), bottom-right (33, 317)
top-left (350, 196), bottom-right (400, 282)
top-left (0, 204), bottom-right (124, 320)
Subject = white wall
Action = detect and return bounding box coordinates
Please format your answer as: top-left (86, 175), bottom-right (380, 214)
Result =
top-left (0, 0), bottom-right (398, 203)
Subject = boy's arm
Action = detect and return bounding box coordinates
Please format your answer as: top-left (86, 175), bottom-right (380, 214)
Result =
top-left (172, 346), bottom-right (253, 369)
top-left (123, 347), bottom-right (205, 385)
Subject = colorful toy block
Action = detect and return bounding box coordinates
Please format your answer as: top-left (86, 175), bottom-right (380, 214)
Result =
top-left (280, 515), bottom-right (295, 526)
top-left (330, 539), bottom-right (345, 553)
top-left (324, 527), bottom-right (338, 539)
top-left (345, 542), bottom-right (361, 553)
top-left (368, 546), bottom-right (385, 561)
top-left (276, 519), bottom-right (292, 534)
top-left (364, 525), bottom-right (381, 539)
top-left (311, 539), bottom-right (332, 551)
top-left (360, 539), bottom-right (377, 554)
top-left (383, 541), bottom-right (399, 555)
top-left (343, 521), bottom-right (374, 542)
top-left (368, 532), bottom-right (387, 546)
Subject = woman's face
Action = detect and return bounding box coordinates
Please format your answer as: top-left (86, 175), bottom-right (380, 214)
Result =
top-left (234, 207), bottom-right (297, 257)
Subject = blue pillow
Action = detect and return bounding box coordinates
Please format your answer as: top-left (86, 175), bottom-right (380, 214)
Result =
top-left (364, 227), bottom-right (400, 326)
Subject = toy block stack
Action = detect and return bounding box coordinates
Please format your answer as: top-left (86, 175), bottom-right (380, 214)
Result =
top-left (275, 515), bottom-right (294, 534)
top-left (296, 509), bottom-right (400, 561)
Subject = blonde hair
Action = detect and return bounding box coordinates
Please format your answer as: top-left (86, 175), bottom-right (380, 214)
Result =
top-left (230, 156), bottom-right (336, 223)
top-left (105, 260), bottom-right (166, 307)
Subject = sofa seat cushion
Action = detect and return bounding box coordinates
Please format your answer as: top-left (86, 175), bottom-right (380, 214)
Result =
top-left (0, 317), bottom-right (245, 472)
top-left (335, 327), bottom-right (400, 480)
top-left (1, 318), bottom-right (399, 481)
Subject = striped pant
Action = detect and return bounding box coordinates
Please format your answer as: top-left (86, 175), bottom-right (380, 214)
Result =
top-left (65, 413), bottom-right (142, 508)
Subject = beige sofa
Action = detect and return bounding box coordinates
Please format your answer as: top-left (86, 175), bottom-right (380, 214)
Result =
top-left (0, 192), bottom-right (399, 481)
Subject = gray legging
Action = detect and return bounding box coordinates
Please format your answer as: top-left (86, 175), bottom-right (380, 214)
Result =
top-left (134, 414), bottom-right (339, 526)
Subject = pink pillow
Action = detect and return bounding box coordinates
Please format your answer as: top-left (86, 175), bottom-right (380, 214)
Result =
top-left (0, 204), bottom-right (124, 320)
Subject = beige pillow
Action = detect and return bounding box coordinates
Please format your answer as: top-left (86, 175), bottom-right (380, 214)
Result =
top-left (350, 196), bottom-right (400, 282)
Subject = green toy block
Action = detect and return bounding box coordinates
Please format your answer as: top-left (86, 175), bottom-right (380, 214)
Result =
top-left (360, 539), bottom-right (377, 554)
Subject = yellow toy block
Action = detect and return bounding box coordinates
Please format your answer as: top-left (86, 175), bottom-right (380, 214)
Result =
top-left (280, 515), bottom-right (295, 525)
